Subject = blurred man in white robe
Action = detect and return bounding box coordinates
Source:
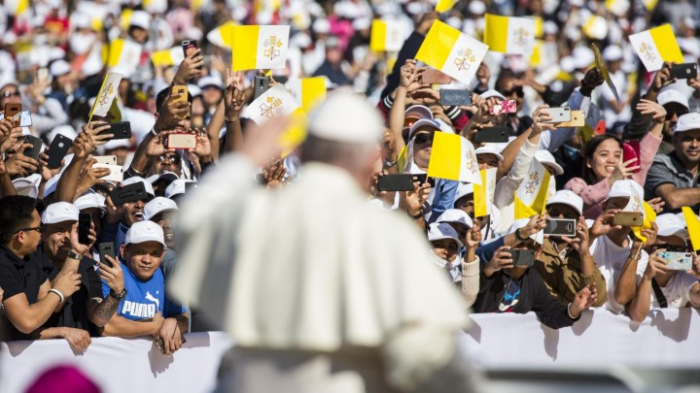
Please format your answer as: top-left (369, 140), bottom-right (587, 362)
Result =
top-left (170, 92), bottom-right (480, 393)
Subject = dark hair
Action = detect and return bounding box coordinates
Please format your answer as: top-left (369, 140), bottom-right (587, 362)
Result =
top-left (581, 134), bottom-right (623, 185)
top-left (0, 196), bottom-right (37, 245)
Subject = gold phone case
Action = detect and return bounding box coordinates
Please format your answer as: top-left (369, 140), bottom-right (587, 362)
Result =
top-left (556, 110), bottom-right (585, 127)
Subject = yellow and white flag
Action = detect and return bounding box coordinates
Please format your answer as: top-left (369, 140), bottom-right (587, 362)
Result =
top-left (514, 159), bottom-right (551, 220)
top-left (370, 20), bottom-right (404, 52)
top-left (4, 0), bottom-right (28, 15)
top-left (416, 20), bottom-right (489, 86)
top-left (682, 207), bottom-right (700, 252)
top-left (107, 39), bottom-right (142, 76)
top-left (231, 25), bottom-right (290, 71)
top-left (483, 14), bottom-right (536, 55)
top-left (427, 132), bottom-right (481, 185)
top-left (89, 73), bottom-right (123, 120)
top-left (641, 0), bottom-right (659, 11)
top-left (151, 47), bottom-right (186, 67)
top-left (629, 24), bottom-right (684, 72)
top-left (620, 180), bottom-right (654, 241)
top-left (435, 0), bottom-right (457, 13)
top-left (592, 43), bottom-right (620, 105)
top-left (206, 21), bottom-right (237, 50)
top-left (474, 168), bottom-right (497, 218)
top-left (285, 77), bottom-right (327, 112)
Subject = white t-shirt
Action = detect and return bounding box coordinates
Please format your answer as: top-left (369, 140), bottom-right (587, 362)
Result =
top-left (589, 235), bottom-right (648, 314)
top-left (651, 272), bottom-right (700, 308)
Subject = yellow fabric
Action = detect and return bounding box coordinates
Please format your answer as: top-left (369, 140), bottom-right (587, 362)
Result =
top-left (632, 201), bottom-right (656, 242)
top-left (682, 207), bottom-right (700, 251)
top-left (151, 50), bottom-right (175, 67)
top-left (415, 20), bottom-right (460, 71)
top-left (529, 40), bottom-right (542, 67)
top-left (435, 0), bottom-right (457, 13)
top-left (474, 170), bottom-right (488, 218)
top-left (483, 14), bottom-right (509, 53)
top-left (534, 16), bottom-right (544, 38)
top-left (300, 78), bottom-right (326, 112)
top-left (88, 76), bottom-right (110, 121)
top-left (427, 132), bottom-right (462, 181)
top-left (279, 108), bottom-right (307, 157)
top-left (232, 25), bottom-right (261, 71)
top-left (532, 170), bottom-right (551, 214)
top-left (514, 193), bottom-right (537, 220)
top-left (107, 39), bottom-right (125, 68)
top-left (397, 145), bottom-right (407, 174)
top-left (642, 0), bottom-right (659, 10)
top-left (120, 10), bottom-right (133, 31)
top-left (370, 20), bottom-right (387, 52)
top-left (649, 25), bottom-right (684, 64)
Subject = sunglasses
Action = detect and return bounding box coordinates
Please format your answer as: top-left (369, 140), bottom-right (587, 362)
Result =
top-left (413, 132), bottom-right (434, 145)
top-left (1, 91), bottom-right (20, 98)
top-left (157, 155), bottom-right (181, 164)
top-left (666, 108), bottom-right (689, 120)
top-left (501, 87), bottom-right (524, 98)
top-left (14, 226), bottom-right (42, 234)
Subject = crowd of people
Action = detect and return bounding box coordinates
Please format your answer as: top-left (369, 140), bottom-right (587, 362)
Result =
top-left (0, 0), bottom-right (698, 386)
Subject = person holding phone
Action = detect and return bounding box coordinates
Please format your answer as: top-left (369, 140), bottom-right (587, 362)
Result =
top-left (534, 191), bottom-right (608, 307)
top-left (472, 218), bottom-right (598, 329)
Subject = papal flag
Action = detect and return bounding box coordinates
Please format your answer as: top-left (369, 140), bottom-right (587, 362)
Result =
top-left (285, 77), bottom-right (326, 112)
top-left (427, 132), bottom-right (481, 185)
top-left (435, 0), bottom-right (457, 13)
top-left (370, 20), bottom-right (404, 52)
top-left (415, 20), bottom-right (489, 86)
top-left (151, 47), bottom-right (186, 67)
top-left (682, 207), bottom-right (700, 252)
top-left (89, 73), bottom-right (123, 121)
top-left (629, 24), bottom-right (684, 72)
top-left (620, 179), bottom-right (655, 242)
top-left (107, 39), bottom-right (142, 76)
top-left (3, 0), bottom-right (28, 15)
top-left (242, 85), bottom-right (307, 155)
top-left (231, 25), bottom-right (290, 71)
top-left (474, 168), bottom-right (497, 218)
top-left (592, 43), bottom-right (620, 105)
top-left (483, 14), bottom-right (536, 55)
top-left (207, 21), bottom-right (237, 50)
top-left (514, 159), bottom-right (550, 221)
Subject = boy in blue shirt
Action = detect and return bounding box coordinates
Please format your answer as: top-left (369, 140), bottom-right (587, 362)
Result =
top-left (101, 220), bottom-right (187, 355)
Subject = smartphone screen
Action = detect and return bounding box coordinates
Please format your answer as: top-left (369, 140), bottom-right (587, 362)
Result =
top-left (98, 242), bottom-right (115, 268)
top-left (623, 141), bottom-right (641, 174)
top-left (78, 212), bottom-right (92, 245)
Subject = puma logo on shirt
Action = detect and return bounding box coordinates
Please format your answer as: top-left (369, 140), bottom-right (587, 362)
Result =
top-left (121, 291), bottom-right (160, 319)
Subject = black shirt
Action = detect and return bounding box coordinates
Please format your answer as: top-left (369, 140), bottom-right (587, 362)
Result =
top-left (32, 249), bottom-right (103, 336)
top-left (0, 245), bottom-right (49, 341)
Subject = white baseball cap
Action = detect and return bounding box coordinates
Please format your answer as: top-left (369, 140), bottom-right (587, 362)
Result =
top-left (165, 179), bottom-right (192, 199)
top-left (606, 179), bottom-right (644, 200)
top-left (43, 175), bottom-right (61, 199)
top-left (572, 46), bottom-right (595, 70)
top-left (49, 60), bottom-right (71, 77)
top-left (468, 0), bottom-right (486, 15)
top-left (427, 223), bottom-right (464, 249)
top-left (197, 75), bottom-right (224, 90)
top-left (408, 118), bottom-right (441, 140)
top-left (41, 202), bottom-right (79, 225)
top-left (103, 138), bottom-right (131, 151)
top-left (602, 45), bottom-right (623, 62)
top-left (124, 220), bottom-right (165, 247)
top-left (404, 105), bottom-right (433, 121)
top-left (129, 11), bottom-right (151, 30)
top-left (657, 88), bottom-right (689, 109)
top-left (143, 197), bottom-right (179, 221)
top-left (121, 176), bottom-right (155, 197)
top-left (47, 125), bottom-right (78, 145)
top-left (546, 190), bottom-right (583, 216)
top-left (535, 150), bottom-right (564, 175)
top-left (656, 213), bottom-right (688, 238)
top-left (475, 145), bottom-right (504, 162)
top-left (674, 113), bottom-right (700, 134)
top-left (437, 209), bottom-right (474, 229)
top-left (12, 174), bottom-right (42, 199)
top-left (453, 182), bottom-right (474, 206)
top-left (312, 19), bottom-right (331, 34)
top-left (74, 192), bottom-right (106, 212)
top-left (480, 90), bottom-right (506, 101)
top-left (307, 92), bottom-right (384, 144)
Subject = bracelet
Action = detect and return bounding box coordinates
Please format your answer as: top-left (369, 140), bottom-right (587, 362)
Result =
top-left (515, 228), bottom-right (528, 242)
top-left (567, 303), bottom-right (578, 320)
top-left (67, 250), bottom-right (82, 261)
top-left (384, 158), bottom-right (398, 168)
top-left (49, 289), bottom-right (65, 303)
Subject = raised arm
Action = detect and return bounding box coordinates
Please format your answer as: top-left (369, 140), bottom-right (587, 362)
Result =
top-left (615, 240), bottom-right (643, 307)
top-left (223, 69), bottom-right (246, 155)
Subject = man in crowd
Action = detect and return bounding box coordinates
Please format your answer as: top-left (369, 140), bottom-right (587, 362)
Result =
top-left (100, 177), bottom-right (155, 251)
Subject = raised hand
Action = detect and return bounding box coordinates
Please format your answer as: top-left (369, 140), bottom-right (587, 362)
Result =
top-left (154, 96), bottom-right (189, 133)
top-left (145, 132), bottom-right (169, 157)
top-left (531, 105), bottom-right (556, 135)
top-left (52, 270), bottom-right (82, 299)
top-left (73, 131), bottom-right (96, 160)
top-left (261, 158), bottom-right (287, 189)
top-left (399, 60), bottom-right (417, 88)
top-left (224, 68), bottom-right (246, 118)
top-left (0, 124), bottom-right (23, 154)
top-left (636, 99), bottom-right (667, 124)
top-left (83, 121), bottom-right (113, 146)
top-left (650, 62), bottom-right (674, 93)
top-left (561, 217), bottom-right (590, 254)
top-left (465, 225), bottom-right (482, 249)
top-left (173, 47), bottom-right (204, 85)
top-left (401, 177), bottom-right (431, 217)
top-left (590, 209), bottom-right (623, 239)
top-left (78, 157), bottom-right (111, 193)
top-left (580, 67), bottom-right (604, 96)
top-left (484, 246), bottom-right (514, 277)
top-left (646, 197), bottom-right (665, 213)
top-left (5, 144), bottom-right (38, 176)
top-left (569, 283), bottom-right (598, 318)
top-left (192, 129), bottom-right (212, 160)
top-left (520, 213), bottom-right (549, 239)
top-left (640, 221), bottom-right (658, 250)
top-left (644, 249), bottom-right (669, 280)
top-left (98, 255), bottom-right (125, 294)
top-left (610, 158), bottom-right (640, 182)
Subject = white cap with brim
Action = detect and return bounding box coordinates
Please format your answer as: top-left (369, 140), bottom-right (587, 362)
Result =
top-left (658, 88), bottom-right (690, 109)
top-left (74, 192), bottom-right (106, 212)
top-left (453, 183), bottom-right (474, 206)
top-left (674, 113), bottom-right (700, 134)
top-left (572, 46), bottom-right (595, 70)
top-left (606, 179), bottom-right (644, 200)
top-left (408, 118), bottom-right (440, 140)
top-left (129, 11), bottom-right (151, 30)
top-left (121, 176), bottom-right (155, 197)
top-left (124, 220), bottom-right (165, 247)
top-left (404, 105), bottom-right (433, 121)
top-left (312, 19), bottom-right (331, 34)
top-left (41, 202), bottom-right (80, 225)
top-left (197, 75), bottom-right (224, 90)
top-left (12, 174), bottom-right (42, 199)
top-left (546, 190), bottom-right (583, 216)
top-left (147, 171), bottom-right (179, 185)
top-left (49, 60), bottom-right (71, 77)
top-left (427, 223), bottom-right (464, 249)
top-left (468, 0), bottom-right (486, 14)
top-left (307, 92), bottom-right (384, 144)
top-left (475, 145), bottom-right (504, 162)
top-left (435, 118), bottom-right (456, 134)
top-left (143, 197), bottom-right (179, 221)
top-left (656, 213), bottom-right (688, 238)
top-left (103, 138), bottom-right (131, 151)
top-left (535, 150), bottom-right (564, 175)
top-left (43, 175), bottom-right (61, 199)
top-left (437, 209), bottom-right (474, 229)
top-left (47, 125), bottom-right (78, 145)
top-left (165, 179), bottom-right (192, 199)
top-left (480, 90), bottom-right (506, 101)
top-left (602, 45), bottom-right (623, 62)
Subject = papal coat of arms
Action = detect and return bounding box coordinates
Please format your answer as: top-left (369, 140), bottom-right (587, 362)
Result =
top-left (263, 35), bottom-right (284, 61)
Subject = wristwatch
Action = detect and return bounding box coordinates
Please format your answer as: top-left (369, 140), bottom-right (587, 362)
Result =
top-left (109, 289), bottom-right (127, 300)
top-left (68, 250), bottom-right (82, 260)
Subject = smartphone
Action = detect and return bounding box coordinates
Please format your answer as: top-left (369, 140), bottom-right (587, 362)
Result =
top-left (474, 126), bottom-right (509, 143)
top-left (18, 111), bottom-right (32, 127)
top-left (670, 63), bottom-right (697, 80)
top-left (97, 122), bottom-right (132, 140)
top-left (155, 335), bottom-right (187, 354)
top-left (93, 155), bottom-right (117, 166)
top-left (78, 212), bottom-right (92, 246)
top-left (166, 133), bottom-right (197, 150)
top-left (544, 218), bottom-right (577, 237)
top-left (622, 140), bottom-right (641, 174)
top-left (555, 110), bottom-right (585, 128)
top-left (421, 68), bottom-right (451, 84)
top-left (489, 100), bottom-right (517, 116)
top-left (93, 163), bottom-right (124, 182)
top-left (37, 67), bottom-right (49, 83)
top-left (659, 251), bottom-right (694, 271)
top-left (98, 242), bottom-right (116, 268)
top-left (253, 76), bottom-right (270, 101)
top-left (611, 211), bottom-right (643, 227)
top-left (22, 135), bottom-right (43, 160)
top-left (181, 40), bottom-right (198, 57)
top-left (110, 182), bottom-right (148, 205)
top-left (4, 103), bottom-right (21, 119)
top-left (507, 249), bottom-right (535, 267)
top-left (541, 107), bottom-right (572, 123)
top-left (47, 134), bottom-right (73, 169)
top-left (440, 90), bottom-right (472, 106)
top-left (377, 174), bottom-right (416, 192)
top-left (171, 85), bottom-right (188, 103)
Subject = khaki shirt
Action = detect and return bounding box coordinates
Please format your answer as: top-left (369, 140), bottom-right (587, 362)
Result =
top-left (534, 238), bottom-right (608, 307)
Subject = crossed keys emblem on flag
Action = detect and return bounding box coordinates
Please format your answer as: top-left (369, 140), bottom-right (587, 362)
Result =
top-left (466, 151), bottom-right (477, 174)
top-left (488, 177), bottom-right (496, 202)
top-left (638, 43), bottom-right (657, 63)
top-left (513, 27), bottom-right (530, 47)
top-left (263, 35), bottom-right (284, 61)
top-left (259, 95), bottom-right (284, 119)
top-left (454, 48), bottom-right (476, 72)
top-left (525, 171), bottom-right (539, 194)
top-left (98, 84), bottom-right (114, 107)
top-left (629, 196), bottom-right (641, 213)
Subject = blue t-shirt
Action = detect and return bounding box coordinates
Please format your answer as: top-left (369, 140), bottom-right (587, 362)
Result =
top-left (101, 260), bottom-right (186, 321)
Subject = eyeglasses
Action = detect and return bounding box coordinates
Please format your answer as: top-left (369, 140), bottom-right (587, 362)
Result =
top-left (413, 133), bottom-right (434, 145)
top-left (501, 87), bottom-right (524, 98)
top-left (157, 155), bottom-right (181, 164)
top-left (1, 91), bottom-right (20, 98)
top-left (14, 226), bottom-right (42, 234)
